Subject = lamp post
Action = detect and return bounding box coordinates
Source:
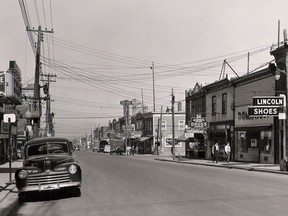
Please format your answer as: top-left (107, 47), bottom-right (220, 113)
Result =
top-left (270, 29), bottom-right (288, 168)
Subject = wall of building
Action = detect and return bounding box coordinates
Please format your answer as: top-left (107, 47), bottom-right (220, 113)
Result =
top-left (234, 73), bottom-right (275, 163)
top-left (153, 113), bottom-right (186, 156)
top-left (205, 82), bottom-right (234, 160)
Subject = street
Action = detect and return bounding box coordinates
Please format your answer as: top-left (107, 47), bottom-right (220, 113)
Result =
top-left (8, 151), bottom-right (288, 216)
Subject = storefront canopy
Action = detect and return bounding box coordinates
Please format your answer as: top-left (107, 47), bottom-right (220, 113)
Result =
top-left (138, 137), bottom-right (152, 142)
top-left (176, 134), bottom-right (188, 141)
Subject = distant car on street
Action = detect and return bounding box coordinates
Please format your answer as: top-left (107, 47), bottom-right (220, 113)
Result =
top-left (15, 137), bottom-right (82, 202)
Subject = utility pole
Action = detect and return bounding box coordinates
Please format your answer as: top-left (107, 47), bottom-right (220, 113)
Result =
top-left (41, 73), bottom-right (56, 137)
top-left (159, 106), bottom-right (163, 153)
top-left (270, 29), bottom-right (288, 169)
top-left (120, 100), bottom-right (132, 155)
top-left (171, 88), bottom-right (175, 161)
top-left (27, 26), bottom-right (53, 138)
top-left (151, 62), bottom-right (156, 112)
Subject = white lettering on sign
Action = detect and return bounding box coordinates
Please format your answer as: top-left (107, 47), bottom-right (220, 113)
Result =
top-left (248, 107), bottom-right (279, 116)
top-left (253, 97), bottom-right (284, 107)
top-left (253, 108), bottom-right (278, 115)
top-left (256, 98), bottom-right (283, 105)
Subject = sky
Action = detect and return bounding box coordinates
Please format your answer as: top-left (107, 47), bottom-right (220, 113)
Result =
top-left (1, 0), bottom-right (288, 140)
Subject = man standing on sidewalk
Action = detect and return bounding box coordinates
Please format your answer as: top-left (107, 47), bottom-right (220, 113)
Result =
top-left (225, 142), bottom-right (231, 163)
top-left (212, 142), bottom-right (219, 163)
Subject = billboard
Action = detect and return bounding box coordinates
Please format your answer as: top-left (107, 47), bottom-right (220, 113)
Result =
top-left (5, 61), bottom-right (22, 104)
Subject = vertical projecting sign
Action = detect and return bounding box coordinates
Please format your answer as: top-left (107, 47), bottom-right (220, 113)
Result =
top-left (0, 71), bottom-right (5, 96)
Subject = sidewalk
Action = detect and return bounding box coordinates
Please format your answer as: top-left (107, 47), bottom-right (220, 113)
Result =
top-left (154, 155), bottom-right (288, 175)
top-left (0, 160), bottom-right (23, 216)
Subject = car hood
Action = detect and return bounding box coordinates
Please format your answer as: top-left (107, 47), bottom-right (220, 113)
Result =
top-left (24, 155), bottom-right (76, 171)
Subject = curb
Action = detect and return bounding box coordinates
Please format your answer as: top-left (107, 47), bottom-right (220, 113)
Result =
top-left (154, 158), bottom-right (288, 175)
top-left (0, 183), bottom-right (19, 216)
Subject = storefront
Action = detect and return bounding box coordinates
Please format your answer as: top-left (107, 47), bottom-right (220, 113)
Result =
top-left (136, 137), bottom-right (152, 154)
top-left (208, 121), bottom-right (233, 161)
top-left (235, 106), bottom-right (274, 163)
top-left (176, 129), bottom-right (206, 159)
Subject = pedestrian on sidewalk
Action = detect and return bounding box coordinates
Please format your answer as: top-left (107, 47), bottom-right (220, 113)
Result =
top-left (224, 142), bottom-right (231, 163)
top-left (212, 142), bottom-right (219, 163)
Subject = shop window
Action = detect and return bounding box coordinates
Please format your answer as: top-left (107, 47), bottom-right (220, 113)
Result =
top-left (238, 131), bottom-right (247, 153)
top-left (260, 131), bottom-right (271, 154)
top-left (178, 120), bottom-right (185, 130)
top-left (161, 120), bottom-right (166, 131)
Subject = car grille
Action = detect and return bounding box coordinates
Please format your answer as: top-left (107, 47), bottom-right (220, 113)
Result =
top-left (27, 172), bottom-right (70, 186)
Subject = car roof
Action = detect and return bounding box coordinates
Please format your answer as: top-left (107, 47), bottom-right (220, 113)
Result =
top-left (25, 137), bottom-right (71, 145)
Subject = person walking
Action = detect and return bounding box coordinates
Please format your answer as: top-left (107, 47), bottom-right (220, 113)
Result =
top-left (212, 142), bottom-right (219, 163)
top-left (224, 142), bottom-right (231, 163)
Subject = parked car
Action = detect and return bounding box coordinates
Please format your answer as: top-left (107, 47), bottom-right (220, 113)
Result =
top-left (15, 137), bottom-right (82, 202)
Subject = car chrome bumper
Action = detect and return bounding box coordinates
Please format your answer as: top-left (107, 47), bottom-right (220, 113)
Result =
top-left (17, 181), bottom-right (81, 192)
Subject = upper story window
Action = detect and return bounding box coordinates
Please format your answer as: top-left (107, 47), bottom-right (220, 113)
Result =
top-left (212, 96), bottom-right (217, 115)
top-left (161, 120), bottom-right (167, 131)
top-left (178, 120), bottom-right (185, 130)
top-left (222, 93), bottom-right (227, 114)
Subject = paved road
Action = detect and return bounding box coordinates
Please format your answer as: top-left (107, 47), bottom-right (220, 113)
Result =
top-left (8, 151), bottom-right (288, 216)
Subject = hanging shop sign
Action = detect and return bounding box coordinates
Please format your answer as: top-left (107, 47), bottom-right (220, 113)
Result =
top-left (191, 114), bottom-right (208, 128)
top-left (248, 96), bottom-right (285, 117)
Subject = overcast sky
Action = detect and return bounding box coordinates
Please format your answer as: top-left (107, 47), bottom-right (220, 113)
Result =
top-left (1, 0), bottom-right (288, 140)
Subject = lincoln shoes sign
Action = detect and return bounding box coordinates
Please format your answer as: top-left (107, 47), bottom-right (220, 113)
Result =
top-left (248, 96), bottom-right (285, 117)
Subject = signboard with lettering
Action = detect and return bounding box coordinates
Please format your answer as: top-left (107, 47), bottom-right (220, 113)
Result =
top-left (249, 96), bottom-right (285, 117)
top-left (253, 96), bottom-right (284, 107)
top-left (235, 106), bottom-right (272, 127)
top-left (0, 71), bottom-right (5, 96)
top-left (191, 114), bottom-right (208, 128)
top-left (165, 137), bottom-right (181, 147)
top-left (248, 106), bottom-right (280, 116)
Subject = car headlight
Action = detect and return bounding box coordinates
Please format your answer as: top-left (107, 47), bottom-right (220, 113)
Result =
top-left (68, 165), bottom-right (77, 174)
top-left (18, 170), bottom-right (27, 179)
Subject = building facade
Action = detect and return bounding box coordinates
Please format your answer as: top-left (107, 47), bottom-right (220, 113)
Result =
top-left (185, 65), bottom-right (280, 164)
top-left (232, 67), bottom-right (276, 163)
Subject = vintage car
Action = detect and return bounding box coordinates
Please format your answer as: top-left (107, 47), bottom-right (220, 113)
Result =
top-left (15, 137), bottom-right (82, 201)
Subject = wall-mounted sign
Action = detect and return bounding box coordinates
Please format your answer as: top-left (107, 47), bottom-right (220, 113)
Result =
top-left (191, 114), bottom-right (208, 128)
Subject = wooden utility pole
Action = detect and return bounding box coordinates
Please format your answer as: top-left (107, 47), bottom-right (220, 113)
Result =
top-left (41, 73), bottom-right (56, 137)
top-left (27, 26), bottom-right (53, 138)
top-left (159, 106), bottom-right (163, 153)
top-left (171, 88), bottom-right (175, 161)
top-left (151, 62), bottom-right (156, 112)
top-left (120, 100), bottom-right (132, 155)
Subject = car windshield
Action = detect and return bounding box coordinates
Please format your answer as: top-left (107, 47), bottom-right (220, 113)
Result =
top-left (27, 142), bottom-right (69, 157)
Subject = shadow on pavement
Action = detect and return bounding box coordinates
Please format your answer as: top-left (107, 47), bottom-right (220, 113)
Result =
top-left (19, 190), bottom-right (81, 203)
top-left (0, 167), bottom-right (19, 173)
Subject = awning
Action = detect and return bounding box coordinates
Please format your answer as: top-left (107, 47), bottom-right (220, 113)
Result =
top-left (138, 137), bottom-right (152, 142)
top-left (176, 134), bottom-right (188, 141)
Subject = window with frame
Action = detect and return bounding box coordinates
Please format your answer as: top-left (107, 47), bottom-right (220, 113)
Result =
top-left (161, 120), bottom-right (167, 131)
top-left (178, 120), bottom-right (185, 130)
top-left (212, 96), bottom-right (217, 115)
top-left (222, 93), bottom-right (227, 114)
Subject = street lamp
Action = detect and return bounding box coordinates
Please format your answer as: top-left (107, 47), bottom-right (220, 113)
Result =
top-left (270, 30), bottom-right (288, 169)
